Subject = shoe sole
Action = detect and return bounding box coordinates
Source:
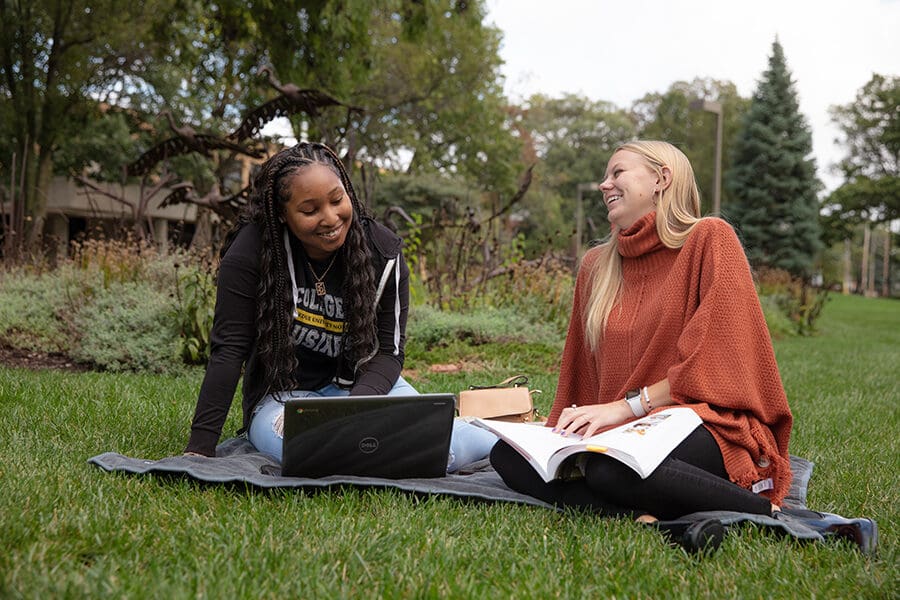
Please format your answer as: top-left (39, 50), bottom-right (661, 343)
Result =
top-left (683, 519), bottom-right (725, 554)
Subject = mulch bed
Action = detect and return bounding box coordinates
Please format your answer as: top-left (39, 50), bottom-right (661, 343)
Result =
top-left (0, 345), bottom-right (92, 372)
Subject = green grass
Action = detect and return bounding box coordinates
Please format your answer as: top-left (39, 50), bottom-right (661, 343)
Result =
top-left (1, 294), bottom-right (897, 598)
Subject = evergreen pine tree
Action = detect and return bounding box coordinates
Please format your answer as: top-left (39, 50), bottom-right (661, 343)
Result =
top-left (724, 39), bottom-right (822, 279)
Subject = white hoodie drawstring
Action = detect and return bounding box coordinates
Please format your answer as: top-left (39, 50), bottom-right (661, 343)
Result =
top-left (288, 232), bottom-right (401, 379)
top-left (284, 229), bottom-right (299, 306)
top-left (374, 257), bottom-right (401, 356)
top-left (392, 257), bottom-right (401, 356)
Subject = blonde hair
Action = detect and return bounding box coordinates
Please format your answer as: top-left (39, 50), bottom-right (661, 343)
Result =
top-left (583, 141), bottom-right (705, 350)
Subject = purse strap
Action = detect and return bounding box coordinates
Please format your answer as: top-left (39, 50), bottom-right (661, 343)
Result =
top-left (468, 374), bottom-right (529, 390)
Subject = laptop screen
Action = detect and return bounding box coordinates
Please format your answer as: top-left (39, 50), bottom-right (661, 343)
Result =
top-left (281, 394), bottom-right (455, 479)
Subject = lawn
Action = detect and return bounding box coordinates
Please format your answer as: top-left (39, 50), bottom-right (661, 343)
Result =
top-left (1, 293), bottom-right (897, 598)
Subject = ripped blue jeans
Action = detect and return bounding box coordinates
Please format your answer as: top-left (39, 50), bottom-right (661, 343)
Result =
top-left (247, 376), bottom-right (498, 473)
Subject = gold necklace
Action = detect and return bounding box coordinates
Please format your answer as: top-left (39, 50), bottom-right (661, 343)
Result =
top-left (307, 253), bottom-right (339, 297)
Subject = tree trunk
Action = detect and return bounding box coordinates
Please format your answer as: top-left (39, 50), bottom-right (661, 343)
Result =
top-left (24, 143), bottom-right (55, 251)
top-left (2, 150), bottom-right (28, 260)
top-left (189, 209), bottom-right (214, 250)
top-left (882, 223), bottom-right (891, 297)
top-left (842, 238), bottom-right (852, 294)
top-left (860, 223), bottom-right (870, 294)
top-left (867, 227), bottom-right (877, 297)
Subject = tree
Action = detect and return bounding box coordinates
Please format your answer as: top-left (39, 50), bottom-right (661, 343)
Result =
top-left (201, 0), bottom-right (523, 198)
top-left (724, 39), bottom-right (822, 279)
top-left (0, 0), bottom-right (179, 250)
top-left (269, 1), bottom-right (524, 199)
top-left (822, 74), bottom-right (899, 296)
top-left (632, 78), bottom-right (750, 215)
top-left (825, 73), bottom-right (899, 224)
top-left (1, 0), bottom-right (526, 256)
top-left (511, 93), bottom-right (636, 251)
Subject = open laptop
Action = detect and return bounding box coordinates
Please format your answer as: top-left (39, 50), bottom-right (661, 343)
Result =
top-left (281, 393), bottom-right (456, 479)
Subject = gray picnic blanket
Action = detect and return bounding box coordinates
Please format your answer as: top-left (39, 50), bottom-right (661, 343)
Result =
top-left (88, 439), bottom-right (823, 541)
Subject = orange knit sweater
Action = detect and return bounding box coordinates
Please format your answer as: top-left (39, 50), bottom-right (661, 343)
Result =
top-left (549, 212), bottom-right (793, 504)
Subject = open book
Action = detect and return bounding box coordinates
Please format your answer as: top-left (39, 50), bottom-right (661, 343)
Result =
top-left (473, 407), bottom-right (702, 482)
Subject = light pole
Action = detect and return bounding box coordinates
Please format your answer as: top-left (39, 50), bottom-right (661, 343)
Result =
top-left (573, 181), bottom-right (601, 259)
top-left (690, 99), bottom-right (723, 216)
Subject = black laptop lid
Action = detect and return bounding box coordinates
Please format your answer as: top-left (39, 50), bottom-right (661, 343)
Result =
top-left (281, 394), bottom-right (455, 479)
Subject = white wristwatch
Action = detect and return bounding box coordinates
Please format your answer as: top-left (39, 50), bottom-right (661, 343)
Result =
top-left (625, 389), bottom-right (646, 418)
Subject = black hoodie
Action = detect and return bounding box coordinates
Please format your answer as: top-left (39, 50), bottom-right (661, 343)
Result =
top-left (185, 217), bottom-right (410, 456)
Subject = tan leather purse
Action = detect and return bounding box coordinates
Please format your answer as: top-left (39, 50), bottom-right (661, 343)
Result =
top-left (458, 375), bottom-right (541, 423)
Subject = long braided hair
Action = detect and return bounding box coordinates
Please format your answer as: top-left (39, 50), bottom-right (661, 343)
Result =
top-left (221, 142), bottom-right (377, 393)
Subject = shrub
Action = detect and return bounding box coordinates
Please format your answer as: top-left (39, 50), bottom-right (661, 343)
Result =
top-left (755, 267), bottom-right (830, 336)
top-left (757, 294), bottom-right (796, 339)
top-left (70, 280), bottom-right (181, 373)
top-left (407, 303), bottom-right (563, 348)
top-left (0, 265), bottom-right (92, 352)
top-left (69, 234), bottom-right (160, 288)
top-left (172, 259), bottom-right (217, 365)
top-left (0, 235), bottom-right (223, 372)
top-left (472, 255), bottom-right (574, 335)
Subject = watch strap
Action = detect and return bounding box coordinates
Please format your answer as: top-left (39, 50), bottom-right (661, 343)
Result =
top-left (625, 389), bottom-right (646, 417)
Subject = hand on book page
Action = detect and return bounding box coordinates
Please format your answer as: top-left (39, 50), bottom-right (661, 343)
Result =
top-left (474, 407), bottom-right (702, 482)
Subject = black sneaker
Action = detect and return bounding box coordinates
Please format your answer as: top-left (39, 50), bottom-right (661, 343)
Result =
top-left (654, 518), bottom-right (725, 554)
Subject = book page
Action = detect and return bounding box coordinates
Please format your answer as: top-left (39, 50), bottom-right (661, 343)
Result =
top-left (560, 408), bottom-right (702, 478)
top-left (474, 407), bottom-right (702, 482)
top-left (473, 419), bottom-right (587, 481)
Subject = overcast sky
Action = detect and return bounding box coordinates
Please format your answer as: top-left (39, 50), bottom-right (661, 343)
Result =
top-left (485, 0), bottom-right (900, 192)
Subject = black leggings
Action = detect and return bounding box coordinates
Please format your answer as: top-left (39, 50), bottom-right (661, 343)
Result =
top-left (490, 425), bottom-right (772, 520)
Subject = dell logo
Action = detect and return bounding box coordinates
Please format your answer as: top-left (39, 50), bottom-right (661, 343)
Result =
top-left (359, 437), bottom-right (379, 454)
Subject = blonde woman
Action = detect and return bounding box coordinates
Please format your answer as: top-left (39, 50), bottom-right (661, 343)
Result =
top-left (491, 141), bottom-right (875, 553)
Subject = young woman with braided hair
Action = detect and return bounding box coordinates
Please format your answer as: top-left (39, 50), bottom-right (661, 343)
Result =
top-left (183, 142), bottom-right (496, 471)
top-left (490, 141), bottom-right (876, 553)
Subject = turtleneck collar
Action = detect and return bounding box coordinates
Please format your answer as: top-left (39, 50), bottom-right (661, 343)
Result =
top-left (617, 211), bottom-right (664, 258)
